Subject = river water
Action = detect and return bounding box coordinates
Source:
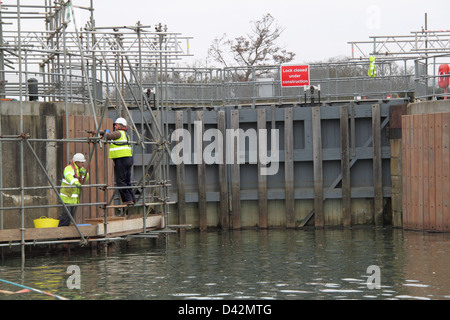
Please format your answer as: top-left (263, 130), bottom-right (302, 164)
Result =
top-left (0, 227), bottom-right (449, 301)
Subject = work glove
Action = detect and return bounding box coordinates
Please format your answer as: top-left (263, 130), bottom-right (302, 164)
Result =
top-left (79, 168), bottom-right (86, 175)
top-left (74, 181), bottom-right (82, 189)
top-left (99, 129), bottom-right (110, 136)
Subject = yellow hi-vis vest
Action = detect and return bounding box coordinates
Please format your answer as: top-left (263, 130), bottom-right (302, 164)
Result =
top-left (109, 130), bottom-right (132, 159)
top-left (368, 56), bottom-right (376, 78)
top-left (60, 162), bottom-right (89, 204)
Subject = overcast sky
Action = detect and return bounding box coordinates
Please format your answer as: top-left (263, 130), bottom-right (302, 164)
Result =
top-left (90, 0), bottom-right (449, 66)
top-left (6, 0), bottom-right (450, 66)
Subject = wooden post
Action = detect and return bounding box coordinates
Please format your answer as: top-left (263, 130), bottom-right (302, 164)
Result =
top-left (284, 108), bottom-right (295, 228)
top-left (81, 116), bottom-right (90, 223)
top-left (88, 116), bottom-right (98, 220)
top-left (372, 104), bottom-right (383, 226)
top-left (428, 114), bottom-right (436, 231)
top-left (218, 111), bottom-right (229, 230)
top-left (442, 113), bottom-right (450, 232)
top-left (435, 113), bottom-right (443, 231)
top-left (196, 111), bottom-right (207, 231)
top-left (409, 114), bottom-right (416, 229)
top-left (45, 116), bottom-right (58, 218)
top-left (175, 111), bottom-right (186, 227)
top-left (410, 115), bottom-right (419, 229)
top-left (414, 115), bottom-right (421, 229)
top-left (312, 107), bottom-right (324, 228)
top-left (257, 108), bottom-right (268, 229)
top-left (340, 105), bottom-right (351, 227)
top-left (402, 115), bottom-right (410, 229)
top-left (230, 110), bottom-right (241, 229)
top-left (422, 114), bottom-right (429, 231)
top-left (418, 114), bottom-right (424, 230)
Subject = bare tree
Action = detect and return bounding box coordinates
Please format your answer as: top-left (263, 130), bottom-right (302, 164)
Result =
top-left (208, 13), bottom-right (295, 81)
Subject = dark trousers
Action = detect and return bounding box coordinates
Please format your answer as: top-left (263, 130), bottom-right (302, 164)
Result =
top-left (114, 156), bottom-right (136, 203)
top-left (58, 205), bottom-right (76, 227)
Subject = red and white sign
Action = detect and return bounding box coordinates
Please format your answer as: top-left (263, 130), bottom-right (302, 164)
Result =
top-left (281, 64), bottom-right (310, 87)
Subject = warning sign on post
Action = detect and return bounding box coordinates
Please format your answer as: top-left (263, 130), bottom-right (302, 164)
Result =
top-left (281, 65), bottom-right (310, 87)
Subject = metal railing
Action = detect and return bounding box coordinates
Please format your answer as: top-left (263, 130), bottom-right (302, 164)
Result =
top-left (414, 53), bottom-right (450, 100)
top-left (102, 59), bottom-right (418, 107)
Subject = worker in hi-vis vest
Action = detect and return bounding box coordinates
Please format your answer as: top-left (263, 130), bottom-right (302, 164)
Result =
top-left (101, 117), bottom-right (136, 205)
top-left (58, 153), bottom-right (89, 226)
top-left (368, 56), bottom-right (376, 78)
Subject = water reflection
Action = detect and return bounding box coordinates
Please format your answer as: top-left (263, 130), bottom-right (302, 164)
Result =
top-left (0, 228), bottom-right (449, 300)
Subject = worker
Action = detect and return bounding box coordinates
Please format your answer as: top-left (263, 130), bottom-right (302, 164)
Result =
top-left (102, 117), bottom-right (136, 205)
top-left (58, 153), bottom-right (89, 227)
top-left (368, 56), bottom-right (376, 78)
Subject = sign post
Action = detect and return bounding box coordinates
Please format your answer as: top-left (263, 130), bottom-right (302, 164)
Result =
top-left (281, 64), bottom-right (310, 87)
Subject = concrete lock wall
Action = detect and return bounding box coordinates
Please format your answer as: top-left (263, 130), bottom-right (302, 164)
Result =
top-left (0, 101), bottom-right (101, 229)
top-left (5, 98), bottom-right (438, 231)
top-left (126, 99), bottom-right (406, 229)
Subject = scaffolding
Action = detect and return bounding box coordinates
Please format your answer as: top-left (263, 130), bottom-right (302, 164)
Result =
top-left (347, 15), bottom-right (450, 101)
top-left (348, 29), bottom-right (450, 60)
top-left (0, 0), bottom-right (192, 260)
top-left (2, 3), bottom-right (450, 263)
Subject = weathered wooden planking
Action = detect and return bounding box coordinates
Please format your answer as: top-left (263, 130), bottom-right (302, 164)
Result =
top-left (257, 108), bottom-right (268, 229)
top-left (196, 112), bottom-right (207, 231)
top-left (230, 110), bottom-right (241, 229)
top-left (428, 114), bottom-right (436, 231)
top-left (175, 111), bottom-right (187, 227)
top-left (62, 115), bottom-right (114, 222)
top-left (418, 115), bottom-right (424, 230)
top-left (0, 225), bottom-right (97, 242)
top-left (312, 107), bottom-right (324, 228)
top-left (84, 217), bottom-right (126, 224)
top-left (340, 105), bottom-right (351, 227)
top-left (435, 113), bottom-right (443, 231)
top-left (284, 108), bottom-right (295, 228)
top-left (0, 215), bottom-right (163, 242)
top-left (96, 215), bottom-right (163, 236)
top-left (407, 114), bottom-right (413, 229)
top-left (218, 111), bottom-right (229, 229)
top-left (372, 104), bottom-right (383, 226)
top-left (442, 113), bottom-right (450, 232)
top-left (402, 112), bottom-right (450, 232)
top-left (410, 114), bottom-right (418, 229)
top-left (401, 115), bottom-right (408, 229)
top-left (422, 114), bottom-right (429, 230)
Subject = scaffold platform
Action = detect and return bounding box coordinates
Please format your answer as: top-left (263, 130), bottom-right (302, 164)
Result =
top-left (0, 214), bottom-right (165, 247)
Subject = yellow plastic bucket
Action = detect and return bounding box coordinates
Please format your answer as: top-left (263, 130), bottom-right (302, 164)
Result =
top-left (33, 216), bottom-right (59, 228)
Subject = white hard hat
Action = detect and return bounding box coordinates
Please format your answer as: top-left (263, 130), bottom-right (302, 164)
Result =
top-left (73, 153), bottom-right (86, 162)
top-left (114, 117), bottom-right (127, 126)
